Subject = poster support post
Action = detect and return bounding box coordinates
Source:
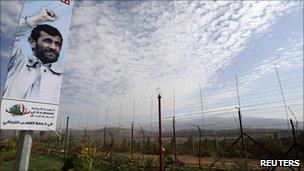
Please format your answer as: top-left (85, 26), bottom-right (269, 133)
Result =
top-left (13, 130), bottom-right (33, 171)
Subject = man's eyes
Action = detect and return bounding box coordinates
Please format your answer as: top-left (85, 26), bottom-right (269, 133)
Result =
top-left (42, 38), bottom-right (61, 47)
top-left (54, 42), bottom-right (61, 47)
top-left (43, 38), bottom-right (53, 44)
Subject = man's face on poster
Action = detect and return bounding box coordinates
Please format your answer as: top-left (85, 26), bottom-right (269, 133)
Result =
top-left (29, 31), bottom-right (62, 64)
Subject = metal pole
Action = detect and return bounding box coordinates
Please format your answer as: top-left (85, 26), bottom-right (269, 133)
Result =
top-left (96, 108), bottom-right (99, 133)
top-left (131, 100), bottom-right (135, 158)
top-left (13, 130), bottom-right (33, 171)
top-left (59, 117), bottom-right (63, 135)
top-left (158, 94), bottom-right (163, 171)
top-left (213, 132), bottom-right (219, 156)
top-left (64, 116), bottom-right (70, 160)
top-left (173, 91), bottom-right (177, 162)
top-left (173, 117), bottom-right (177, 162)
top-left (190, 124), bottom-right (202, 169)
top-left (199, 83), bottom-right (204, 130)
top-left (131, 122), bottom-right (134, 158)
top-left (118, 103), bottom-right (122, 142)
top-left (274, 64), bottom-right (289, 129)
top-left (85, 113), bottom-right (89, 141)
top-left (150, 95), bottom-right (153, 133)
top-left (236, 75), bottom-right (248, 170)
top-left (84, 128), bottom-right (87, 141)
top-left (290, 119), bottom-right (298, 159)
top-left (133, 100), bottom-right (135, 123)
top-left (140, 128), bottom-right (145, 160)
top-left (237, 108), bottom-right (248, 170)
top-left (173, 91), bottom-right (175, 117)
top-left (198, 126), bottom-right (202, 168)
top-left (235, 75), bottom-right (241, 110)
top-left (99, 112), bottom-right (103, 143)
top-left (104, 105), bottom-right (109, 147)
top-left (119, 103), bottom-right (122, 128)
top-left (106, 105), bottom-right (109, 127)
top-left (58, 117), bottom-right (63, 151)
top-left (103, 125), bottom-right (107, 147)
top-left (86, 112), bottom-right (89, 130)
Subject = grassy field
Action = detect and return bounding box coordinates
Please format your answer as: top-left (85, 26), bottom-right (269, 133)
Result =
top-left (1, 151), bottom-right (302, 170)
top-left (0, 150), bottom-right (63, 171)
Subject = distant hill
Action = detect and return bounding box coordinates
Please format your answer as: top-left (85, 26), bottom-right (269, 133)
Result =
top-left (66, 116), bottom-right (302, 140)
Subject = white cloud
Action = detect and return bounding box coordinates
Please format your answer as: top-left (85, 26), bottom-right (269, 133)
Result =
top-left (62, 1), bottom-right (300, 110)
top-left (202, 37), bottom-right (303, 108)
top-left (239, 38), bottom-right (303, 88)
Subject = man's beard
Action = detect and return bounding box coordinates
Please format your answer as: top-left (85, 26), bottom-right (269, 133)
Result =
top-left (33, 45), bottom-right (59, 64)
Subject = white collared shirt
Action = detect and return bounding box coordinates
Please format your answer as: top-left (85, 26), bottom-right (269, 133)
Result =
top-left (3, 17), bottom-right (62, 104)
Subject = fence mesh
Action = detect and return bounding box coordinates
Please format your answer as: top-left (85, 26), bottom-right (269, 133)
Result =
top-left (1, 70), bottom-right (303, 170)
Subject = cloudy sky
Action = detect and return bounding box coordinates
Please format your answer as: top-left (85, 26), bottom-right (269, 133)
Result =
top-left (1, 1), bottom-right (303, 129)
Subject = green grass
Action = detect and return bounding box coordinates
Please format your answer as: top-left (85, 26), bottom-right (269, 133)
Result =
top-left (28, 154), bottom-right (63, 171)
top-left (0, 150), bottom-right (15, 170)
top-left (0, 150), bottom-right (63, 171)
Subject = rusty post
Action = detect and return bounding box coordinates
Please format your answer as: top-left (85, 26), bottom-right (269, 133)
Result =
top-left (173, 117), bottom-right (177, 162)
top-left (158, 94), bottom-right (163, 171)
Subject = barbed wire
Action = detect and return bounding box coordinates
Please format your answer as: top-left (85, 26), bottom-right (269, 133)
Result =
top-left (55, 68), bottom-right (303, 135)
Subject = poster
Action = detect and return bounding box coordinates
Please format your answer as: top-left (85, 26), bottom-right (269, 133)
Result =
top-left (0, 0), bottom-right (74, 130)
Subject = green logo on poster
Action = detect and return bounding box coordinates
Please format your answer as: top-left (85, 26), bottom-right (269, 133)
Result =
top-left (6, 104), bottom-right (30, 116)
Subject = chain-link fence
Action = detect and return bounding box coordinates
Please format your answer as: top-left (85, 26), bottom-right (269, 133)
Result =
top-left (1, 70), bottom-right (303, 170)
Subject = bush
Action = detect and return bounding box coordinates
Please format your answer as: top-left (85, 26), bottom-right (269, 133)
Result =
top-left (297, 131), bottom-right (304, 147)
top-left (0, 138), bottom-right (16, 151)
top-left (94, 153), bottom-right (157, 170)
top-left (71, 142), bottom-right (96, 170)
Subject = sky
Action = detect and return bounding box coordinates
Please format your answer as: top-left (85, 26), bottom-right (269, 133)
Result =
top-left (1, 1), bottom-right (303, 130)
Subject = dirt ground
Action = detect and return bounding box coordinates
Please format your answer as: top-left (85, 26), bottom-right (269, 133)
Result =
top-left (132, 153), bottom-right (303, 170)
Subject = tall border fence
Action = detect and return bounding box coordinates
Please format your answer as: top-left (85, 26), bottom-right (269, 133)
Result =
top-left (1, 70), bottom-right (303, 170)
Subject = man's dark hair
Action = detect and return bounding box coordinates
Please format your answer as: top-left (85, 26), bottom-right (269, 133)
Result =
top-left (30, 24), bottom-right (63, 44)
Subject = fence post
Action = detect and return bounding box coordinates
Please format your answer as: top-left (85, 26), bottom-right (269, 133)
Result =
top-left (190, 124), bottom-right (202, 169)
top-left (103, 125), bottom-right (107, 148)
top-left (84, 128), bottom-right (87, 141)
top-left (13, 130), bottom-right (33, 171)
top-left (237, 108), bottom-right (248, 170)
top-left (274, 64), bottom-right (290, 129)
top-left (198, 127), bottom-right (202, 168)
top-left (236, 75), bottom-right (248, 170)
top-left (131, 122), bottom-right (134, 158)
top-left (64, 116), bottom-right (70, 160)
top-left (85, 113), bottom-right (89, 140)
top-left (158, 94), bottom-right (163, 171)
top-left (172, 117), bottom-right (177, 162)
top-left (290, 119), bottom-right (298, 159)
top-left (140, 128), bottom-right (145, 159)
top-left (213, 133), bottom-right (219, 156)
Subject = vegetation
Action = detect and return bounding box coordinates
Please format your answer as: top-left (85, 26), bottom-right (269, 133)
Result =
top-left (1, 131), bottom-right (303, 170)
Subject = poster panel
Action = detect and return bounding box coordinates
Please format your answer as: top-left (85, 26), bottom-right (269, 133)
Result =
top-left (0, 0), bottom-right (74, 130)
